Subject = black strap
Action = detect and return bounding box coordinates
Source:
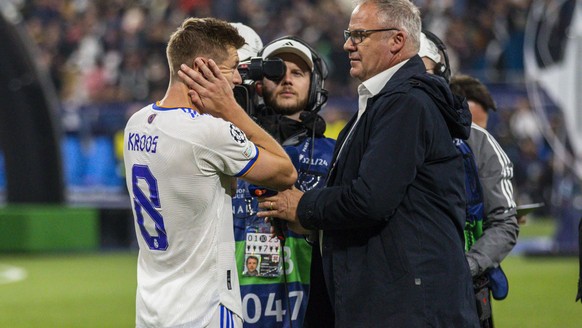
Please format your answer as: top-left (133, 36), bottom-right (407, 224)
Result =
top-left (474, 275), bottom-right (494, 328)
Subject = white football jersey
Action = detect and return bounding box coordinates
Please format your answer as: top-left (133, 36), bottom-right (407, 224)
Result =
top-left (124, 103), bottom-right (258, 328)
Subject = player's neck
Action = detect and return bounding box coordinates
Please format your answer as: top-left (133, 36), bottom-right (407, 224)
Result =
top-left (158, 83), bottom-right (197, 111)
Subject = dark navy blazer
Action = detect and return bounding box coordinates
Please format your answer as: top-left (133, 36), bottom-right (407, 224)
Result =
top-left (298, 56), bottom-right (479, 327)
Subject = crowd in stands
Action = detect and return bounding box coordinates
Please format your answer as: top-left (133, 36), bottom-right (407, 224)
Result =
top-left (3, 0), bottom-right (567, 220)
top-left (16, 0), bottom-right (532, 103)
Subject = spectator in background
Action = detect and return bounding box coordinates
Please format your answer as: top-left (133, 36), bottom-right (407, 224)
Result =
top-left (450, 74), bottom-right (495, 130)
top-left (123, 17), bottom-right (296, 328)
top-left (19, 0), bottom-right (535, 104)
top-left (255, 0), bottom-right (479, 326)
top-left (450, 75), bottom-right (519, 326)
top-left (449, 74), bottom-right (519, 251)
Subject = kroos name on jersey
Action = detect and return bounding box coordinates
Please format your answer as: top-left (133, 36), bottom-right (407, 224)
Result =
top-left (127, 132), bottom-right (159, 153)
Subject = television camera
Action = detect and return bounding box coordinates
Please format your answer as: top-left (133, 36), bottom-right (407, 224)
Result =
top-left (233, 57), bottom-right (286, 118)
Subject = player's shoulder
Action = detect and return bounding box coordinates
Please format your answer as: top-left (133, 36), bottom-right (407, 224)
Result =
top-left (164, 109), bottom-right (228, 132)
top-left (189, 115), bottom-right (251, 150)
top-left (125, 103), bottom-right (156, 128)
top-left (195, 114), bottom-right (246, 138)
top-left (195, 112), bottom-right (228, 125)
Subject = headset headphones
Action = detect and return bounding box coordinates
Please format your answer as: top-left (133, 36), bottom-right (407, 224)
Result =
top-left (422, 30), bottom-right (451, 82)
top-left (258, 35), bottom-right (329, 113)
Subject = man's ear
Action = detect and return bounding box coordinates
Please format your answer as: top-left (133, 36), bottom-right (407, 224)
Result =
top-left (255, 80), bottom-right (263, 97)
top-left (391, 31), bottom-right (406, 52)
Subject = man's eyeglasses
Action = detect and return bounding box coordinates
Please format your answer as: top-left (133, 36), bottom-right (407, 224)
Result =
top-left (343, 28), bottom-right (400, 45)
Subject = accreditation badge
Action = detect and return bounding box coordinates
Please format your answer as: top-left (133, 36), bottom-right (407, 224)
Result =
top-left (243, 231), bottom-right (282, 277)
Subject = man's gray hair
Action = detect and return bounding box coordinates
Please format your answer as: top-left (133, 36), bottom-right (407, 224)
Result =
top-left (354, 0), bottom-right (422, 51)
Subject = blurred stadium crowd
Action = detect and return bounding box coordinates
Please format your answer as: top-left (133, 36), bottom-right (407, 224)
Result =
top-left (16, 0), bottom-right (531, 101)
top-left (1, 0), bottom-right (568, 222)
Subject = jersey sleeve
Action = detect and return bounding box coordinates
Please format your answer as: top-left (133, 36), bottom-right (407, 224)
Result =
top-left (195, 116), bottom-right (259, 177)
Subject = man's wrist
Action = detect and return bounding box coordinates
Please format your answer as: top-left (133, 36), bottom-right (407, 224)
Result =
top-left (467, 256), bottom-right (480, 277)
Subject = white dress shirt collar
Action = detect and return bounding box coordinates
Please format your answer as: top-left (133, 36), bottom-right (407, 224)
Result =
top-left (356, 59), bottom-right (409, 118)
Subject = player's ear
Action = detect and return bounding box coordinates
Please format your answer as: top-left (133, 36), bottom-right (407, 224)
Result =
top-left (255, 81), bottom-right (263, 97)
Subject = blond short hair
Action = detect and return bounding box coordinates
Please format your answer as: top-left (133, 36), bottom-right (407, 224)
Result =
top-left (166, 17), bottom-right (245, 78)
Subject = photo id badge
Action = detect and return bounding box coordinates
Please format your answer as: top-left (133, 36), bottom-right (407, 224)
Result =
top-left (243, 232), bottom-right (282, 277)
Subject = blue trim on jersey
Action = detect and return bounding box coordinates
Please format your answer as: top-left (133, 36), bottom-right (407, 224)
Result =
top-left (152, 103), bottom-right (200, 119)
top-left (234, 145), bottom-right (259, 177)
top-left (221, 306), bottom-right (225, 327)
top-left (180, 107), bottom-right (199, 118)
top-left (220, 304), bottom-right (234, 328)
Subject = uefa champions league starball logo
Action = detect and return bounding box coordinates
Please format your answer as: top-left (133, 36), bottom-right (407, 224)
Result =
top-left (229, 123), bottom-right (247, 145)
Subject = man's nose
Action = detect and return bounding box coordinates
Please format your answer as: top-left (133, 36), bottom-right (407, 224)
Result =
top-left (281, 70), bottom-right (293, 84)
top-left (233, 69), bottom-right (243, 85)
top-left (343, 38), bottom-right (356, 52)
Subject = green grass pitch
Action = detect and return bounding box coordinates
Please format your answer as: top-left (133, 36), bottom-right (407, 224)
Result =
top-left (0, 236), bottom-right (579, 327)
top-left (0, 252), bottom-right (137, 327)
top-left (493, 256), bottom-right (581, 327)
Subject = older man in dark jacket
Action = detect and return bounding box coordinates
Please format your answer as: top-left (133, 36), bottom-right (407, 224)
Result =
top-left (257, 0), bottom-right (479, 327)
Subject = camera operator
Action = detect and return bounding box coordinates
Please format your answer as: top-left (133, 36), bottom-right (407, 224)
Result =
top-left (231, 36), bottom-right (336, 328)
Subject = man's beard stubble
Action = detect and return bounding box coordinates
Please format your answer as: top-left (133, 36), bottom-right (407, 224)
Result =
top-left (264, 90), bottom-right (309, 116)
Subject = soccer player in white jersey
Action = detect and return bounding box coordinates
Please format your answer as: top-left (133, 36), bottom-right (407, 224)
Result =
top-left (123, 17), bottom-right (296, 328)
